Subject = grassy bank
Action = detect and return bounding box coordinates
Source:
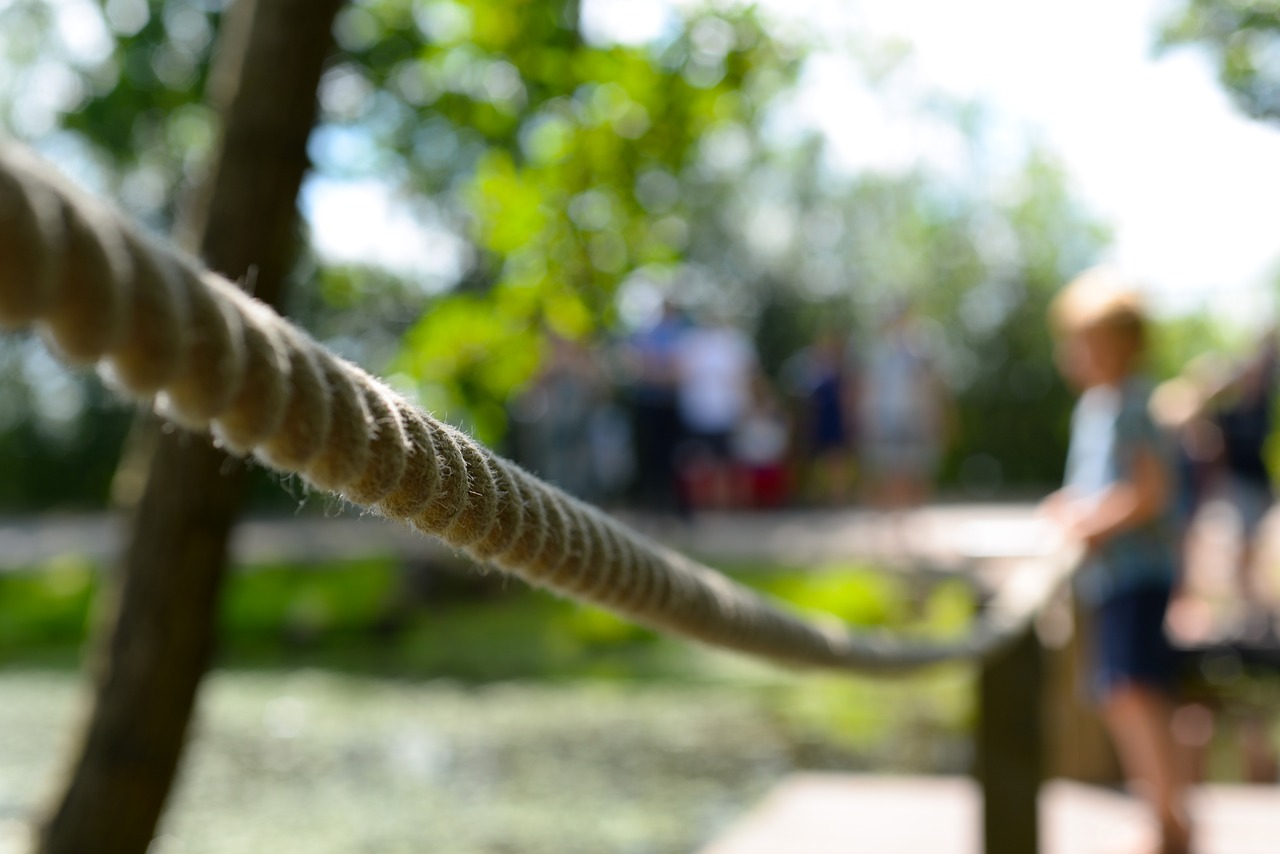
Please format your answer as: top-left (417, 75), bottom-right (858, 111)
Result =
top-left (0, 557), bottom-right (975, 853)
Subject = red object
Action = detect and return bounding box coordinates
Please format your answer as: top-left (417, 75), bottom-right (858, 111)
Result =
top-left (744, 463), bottom-right (789, 509)
top-left (679, 460), bottom-right (790, 510)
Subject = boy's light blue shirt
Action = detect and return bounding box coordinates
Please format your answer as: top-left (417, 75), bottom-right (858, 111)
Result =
top-left (1064, 377), bottom-right (1177, 603)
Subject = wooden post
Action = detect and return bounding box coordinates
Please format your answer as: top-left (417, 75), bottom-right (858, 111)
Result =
top-left (976, 625), bottom-right (1043, 854)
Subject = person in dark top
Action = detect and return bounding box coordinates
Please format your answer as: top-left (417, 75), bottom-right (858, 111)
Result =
top-left (1209, 333), bottom-right (1278, 783)
top-left (624, 301), bottom-right (690, 515)
top-left (1150, 365), bottom-right (1231, 542)
top-left (1153, 348), bottom-right (1280, 787)
top-left (783, 329), bottom-right (856, 504)
top-left (1213, 332), bottom-right (1277, 635)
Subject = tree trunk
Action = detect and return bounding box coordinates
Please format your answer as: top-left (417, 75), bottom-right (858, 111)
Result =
top-left (35, 1), bottom-right (344, 852)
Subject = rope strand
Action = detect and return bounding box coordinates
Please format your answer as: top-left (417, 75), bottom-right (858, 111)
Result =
top-left (0, 138), bottom-right (1079, 673)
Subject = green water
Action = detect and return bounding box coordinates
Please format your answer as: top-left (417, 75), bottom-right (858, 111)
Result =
top-left (0, 559), bottom-right (974, 853)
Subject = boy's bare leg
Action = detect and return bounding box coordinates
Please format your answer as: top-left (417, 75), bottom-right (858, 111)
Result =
top-left (1170, 702), bottom-right (1215, 785)
top-left (1102, 684), bottom-right (1192, 854)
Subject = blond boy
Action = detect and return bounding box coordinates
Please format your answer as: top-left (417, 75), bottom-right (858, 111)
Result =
top-left (1045, 268), bottom-right (1190, 854)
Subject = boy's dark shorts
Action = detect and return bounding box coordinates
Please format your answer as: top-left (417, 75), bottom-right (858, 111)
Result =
top-left (1089, 582), bottom-right (1177, 702)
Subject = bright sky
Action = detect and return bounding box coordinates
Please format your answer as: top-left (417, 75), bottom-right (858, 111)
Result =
top-left (301, 176), bottom-right (470, 291)
top-left (806, 0), bottom-right (1280, 324)
top-left (306, 0), bottom-right (1280, 324)
top-left (583, 0), bottom-right (1280, 324)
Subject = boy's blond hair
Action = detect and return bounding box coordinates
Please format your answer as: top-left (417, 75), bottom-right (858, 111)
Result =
top-left (1049, 266), bottom-right (1147, 349)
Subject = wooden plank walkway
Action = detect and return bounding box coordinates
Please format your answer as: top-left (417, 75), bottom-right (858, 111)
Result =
top-left (700, 774), bottom-right (1280, 854)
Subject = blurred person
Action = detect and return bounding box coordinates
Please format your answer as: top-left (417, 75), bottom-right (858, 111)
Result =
top-left (1042, 269), bottom-right (1191, 854)
top-left (1150, 374), bottom-right (1223, 787)
top-left (1159, 340), bottom-right (1280, 785)
top-left (730, 374), bottom-right (791, 509)
top-left (1153, 355), bottom-right (1231, 650)
top-left (1148, 357), bottom-right (1236, 619)
top-left (587, 399), bottom-right (635, 509)
top-left (783, 328), bottom-right (858, 505)
top-left (623, 300), bottom-right (690, 514)
top-left (1154, 361), bottom-right (1280, 788)
top-left (859, 300), bottom-right (946, 510)
top-left (1209, 334), bottom-right (1279, 783)
top-left (1209, 331), bottom-right (1278, 640)
top-left (1149, 375), bottom-right (1222, 558)
top-left (674, 313), bottom-right (757, 510)
top-left (512, 335), bottom-right (604, 501)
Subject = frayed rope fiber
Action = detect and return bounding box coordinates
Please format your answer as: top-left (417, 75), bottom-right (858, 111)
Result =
top-left (0, 139), bottom-right (1079, 673)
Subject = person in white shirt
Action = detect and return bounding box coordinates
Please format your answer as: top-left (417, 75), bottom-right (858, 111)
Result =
top-left (859, 302), bottom-right (946, 509)
top-left (674, 317), bottom-right (757, 508)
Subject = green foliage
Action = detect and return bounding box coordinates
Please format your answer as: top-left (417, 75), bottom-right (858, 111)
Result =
top-left (0, 0), bottom-right (1117, 497)
top-left (766, 665), bottom-right (972, 764)
top-left (0, 338), bottom-right (132, 511)
top-left (1160, 0), bottom-right (1280, 493)
top-left (563, 604), bottom-right (655, 646)
top-left (747, 565), bottom-right (977, 642)
top-left (0, 556), bottom-right (976, 682)
top-left (0, 554), bottom-right (976, 780)
top-left (1161, 0), bottom-right (1280, 124)
top-left (219, 557), bottom-right (399, 642)
top-left (397, 291), bottom-right (545, 439)
top-left (0, 0), bottom-right (223, 224)
top-left (0, 556), bottom-right (403, 654)
top-left (919, 579), bottom-right (977, 639)
top-left (0, 556), bottom-right (96, 649)
top-left (327, 0), bottom-right (800, 439)
top-left (901, 148), bottom-right (1109, 486)
top-left (751, 566), bottom-right (909, 627)
top-left (750, 145), bottom-right (1110, 487)
top-left (1147, 311), bottom-right (1250, 382)
top-left (60, 0), bottom-right (220, 186)
top-left (1, 0), bottom-right (801, 447)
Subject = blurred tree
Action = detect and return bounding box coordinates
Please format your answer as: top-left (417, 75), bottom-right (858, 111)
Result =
top-left (0, 337), bottom-right (131, 509)
top-left (941, 148), bottom-right (1112, 487)
top-left (681, 126), bottom-right (1111, 488)
top-left (0, 0), bottom-right (227, 511)
top-left (0, 0), bottom-right (225, 223)
top-left (1147, 311), bottom-right (1248, 382)
top-left (1160, 0), bottom-right (1280, 479)
top-left (33, 1), bottom-right (344, 853)
top-left (327, 0), bottom-right (800, 438)
top-left (0, 0), bottom-right (1116, 504)
top-left (1161, 0), bottom-right (1280, 124)
top-left (0, 0), bottom-right (801, 458)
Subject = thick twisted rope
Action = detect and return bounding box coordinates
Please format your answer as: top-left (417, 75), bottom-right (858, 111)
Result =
top-left (0, 139), bottom-right (1079, 672)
